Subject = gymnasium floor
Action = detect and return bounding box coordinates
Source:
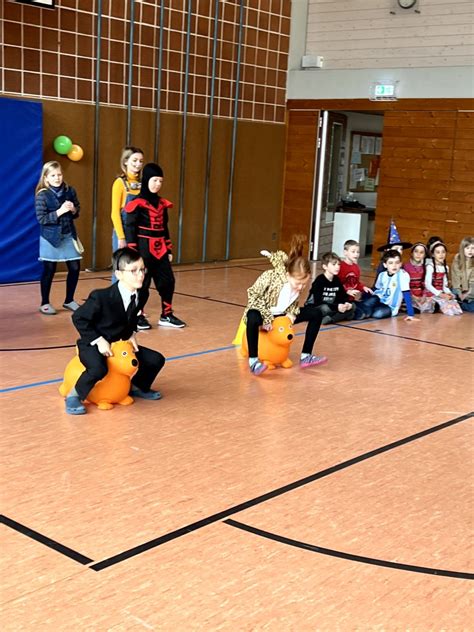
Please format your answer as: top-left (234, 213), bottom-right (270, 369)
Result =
top-left (1, 259), bottom-right (473, 630)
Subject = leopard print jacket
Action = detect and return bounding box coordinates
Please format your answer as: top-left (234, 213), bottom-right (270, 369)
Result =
top-left (243, 250), bottom-right (300, 326)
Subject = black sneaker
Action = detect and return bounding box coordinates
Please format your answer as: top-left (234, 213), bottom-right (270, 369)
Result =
top-left (137, 314), bottom-right (152, 330)
top-left (158, 314), bottom-right (186, 328)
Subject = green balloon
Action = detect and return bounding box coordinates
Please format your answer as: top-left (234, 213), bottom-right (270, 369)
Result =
top-left (53, 135), bottom-right (73, 155)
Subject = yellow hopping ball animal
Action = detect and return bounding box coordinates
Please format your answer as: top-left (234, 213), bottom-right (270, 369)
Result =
top-left (59, 340), bottom-right (139, 410)
top-left (241, 315), bottom-right (295, 369)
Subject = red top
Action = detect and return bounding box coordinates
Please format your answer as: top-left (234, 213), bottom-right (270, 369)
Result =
top-left (338, 261), bottom-right (365, 299)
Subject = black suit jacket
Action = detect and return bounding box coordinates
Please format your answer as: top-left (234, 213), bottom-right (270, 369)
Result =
top-left (72, 283), bottom-right (149, 345)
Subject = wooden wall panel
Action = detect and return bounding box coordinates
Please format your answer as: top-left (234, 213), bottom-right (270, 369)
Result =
top-left (375, 110), bottom-right (474, 263)
top-left (280, 110), bottom-right (319, 253)
top-left (230, 120), bottom-right (287, 259)
top-left (40, 101), bottom-right (287, 267)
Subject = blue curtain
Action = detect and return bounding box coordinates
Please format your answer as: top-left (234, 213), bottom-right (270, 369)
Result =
top-left (0, 98), bottom-right (43, 283)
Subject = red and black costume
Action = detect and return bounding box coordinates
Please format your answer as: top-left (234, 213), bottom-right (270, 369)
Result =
top-left (124, 163), bottom-right (175, 318)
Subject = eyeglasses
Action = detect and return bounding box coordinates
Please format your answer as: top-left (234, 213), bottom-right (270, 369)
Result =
top-left (120, 267), bottom-right (147, 276)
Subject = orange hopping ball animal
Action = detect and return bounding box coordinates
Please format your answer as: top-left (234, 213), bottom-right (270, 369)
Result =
top-left (241, 315), bottom-right (295, 369)
top-left (59, 340), bottom-right (139, 410)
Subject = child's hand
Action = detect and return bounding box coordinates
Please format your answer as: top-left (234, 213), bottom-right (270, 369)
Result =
top-left (439, 292), bottom-right (452, 300)
top-left (128, 334), bottom-right (139, 352)
top-left (262, 323), bottom-right (272, 331)
top-left (363, 286), bottom-right (374, 295)
top-left (285, 313), bottom-right (296, 323)
top-left (118, 238), bottom-right (127, 249)
top-left (97, 338), bottom-right (113, 356)
top-left (260, 249), bottom-right (271, 258)
top-left (404, 316), bottom-right (419, 322)
top-left (168, 253), bottom-right (173, 262)
top-left (347, 289), bottom-right (361, 300)
top-left (57, 202), bottom-right (72, 216)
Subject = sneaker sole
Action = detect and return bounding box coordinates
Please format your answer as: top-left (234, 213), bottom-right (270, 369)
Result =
top-left (300, 358), bottom-right (328, 369)
top-left (137, 324), bottom-right (152, 330)
top-left (158, 321), bottom-right (185, 328)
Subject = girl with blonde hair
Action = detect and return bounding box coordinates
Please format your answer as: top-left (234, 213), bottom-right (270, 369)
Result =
top-left (35, 161), bottom-right (82, 315)
top-left (452, 236), bottom-right (474, 312)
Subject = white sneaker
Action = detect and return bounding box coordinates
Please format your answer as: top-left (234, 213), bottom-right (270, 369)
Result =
top-left (39, 304), bottom-right (57, 315)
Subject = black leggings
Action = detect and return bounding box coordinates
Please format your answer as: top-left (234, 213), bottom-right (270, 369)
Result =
top-left (40, 260), bottom-right (80, 305)
top-left (142, 256), bottom-right (175, 316)
top-left (246, 306), bottom-right (323, 358)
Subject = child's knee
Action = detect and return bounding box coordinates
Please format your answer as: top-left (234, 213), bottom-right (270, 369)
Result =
top-left (88, 364), bottom-right (108, 382)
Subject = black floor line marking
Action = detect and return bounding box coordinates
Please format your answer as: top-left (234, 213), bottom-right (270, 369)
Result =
top-left (0, 274), bottom-right (110, 288)
top-left (174, 291), bottom-right (245, 308)
top-left (89, 411), bottom-right (472, 571)
top-left (0, 343), bottom-right (76, 352)
top-left (225, 519), bottom-right (474, 581)
top-left (0, 515), bottom-right (94, 565)
top-left (174, 264), bottom-right (252, 273)
top-left (237, 265), bottom-right (270, 272)
top-left (336, 323), bottom-right (473, 352)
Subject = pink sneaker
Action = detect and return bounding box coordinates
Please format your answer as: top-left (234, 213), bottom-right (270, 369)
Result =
top-left (300, 354), bottom-right (328, 369)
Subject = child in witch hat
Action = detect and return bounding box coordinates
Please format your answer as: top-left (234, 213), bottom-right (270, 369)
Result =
top-left (374, 219), bottom-right (412, 280)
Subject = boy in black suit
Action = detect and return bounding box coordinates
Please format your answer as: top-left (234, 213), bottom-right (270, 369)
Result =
top-left (65, 248), bottom-right (165, 415)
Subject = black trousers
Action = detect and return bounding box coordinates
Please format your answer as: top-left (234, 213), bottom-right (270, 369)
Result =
top-left (314, 302), bottom-right (355, 323)
top-left (246, 306), bottom-right (323, 358)
top-left (74, 343), bottom-right (165, 401)
top-left (142, 255), bottom-right (175, 316)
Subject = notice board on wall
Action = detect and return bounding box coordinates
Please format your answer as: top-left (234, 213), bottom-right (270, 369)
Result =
top-left (348, 131), bottom-right (382, 193)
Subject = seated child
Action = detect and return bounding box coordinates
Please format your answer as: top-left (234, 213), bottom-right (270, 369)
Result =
top-left (403, 242), bottom-right (434, 313)
top-left (64, 248), bottom-right (166, 415)
top-left (243, 235), bottom-right (327, 375)
top-left (356, 249), bottom-right (417, 321)
top-left (338, 240), bottom-right (373, 302)
top-left (374, 220), bottom-right (412, 278)
top-left (305, 251), bottom-right (355, 324)
top-left (424, 238), bottom-right (462, 315)
top-left (451, 236), bottom-right (474, 312)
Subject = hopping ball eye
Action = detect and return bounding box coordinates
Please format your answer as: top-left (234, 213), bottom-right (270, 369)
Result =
top-left (121, 351), bottom-right (128, 357)
top-left (278, 326), bottom-right (284, 332)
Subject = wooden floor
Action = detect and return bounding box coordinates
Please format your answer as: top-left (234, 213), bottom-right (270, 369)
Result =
top-left (1, 260), bottom-right (473, 630)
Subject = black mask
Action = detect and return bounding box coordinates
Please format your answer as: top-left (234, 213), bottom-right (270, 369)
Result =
top-left (139, 163), bottom-right (164, 206)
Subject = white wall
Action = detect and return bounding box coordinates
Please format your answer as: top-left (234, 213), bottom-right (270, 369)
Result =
top-left (306, 0), bottom-right (473, 70)
top-left (342, 112), bottom-right (384, 207)
top-left (287, 0), bottom-right (474, 99)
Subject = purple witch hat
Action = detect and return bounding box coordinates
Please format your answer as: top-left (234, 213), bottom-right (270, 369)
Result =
top-left (377, 219), bottom-right (413, 252)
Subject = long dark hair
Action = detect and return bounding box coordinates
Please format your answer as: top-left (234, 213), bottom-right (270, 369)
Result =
top-left (426, 237), bottom-right (449, 287)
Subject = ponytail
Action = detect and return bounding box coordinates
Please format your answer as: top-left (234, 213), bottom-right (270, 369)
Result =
top-left (286, 234), bottom-right (311, 277)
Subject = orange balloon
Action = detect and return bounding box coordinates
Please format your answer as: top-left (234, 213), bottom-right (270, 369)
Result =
top-left (67, 144), bottom-right (84, 161)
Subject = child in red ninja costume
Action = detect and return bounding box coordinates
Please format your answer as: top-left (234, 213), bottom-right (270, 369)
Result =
top-left (124, 163), bottom-right (186, 328)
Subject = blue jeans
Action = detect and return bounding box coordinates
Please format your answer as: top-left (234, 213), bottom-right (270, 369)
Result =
top-left (460, 300), bottom-right (474, 313)
top-left (355, 294), bottom-right (392, 320)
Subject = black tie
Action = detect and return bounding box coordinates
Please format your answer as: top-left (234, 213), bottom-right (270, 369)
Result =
top-left (126, 293), bottom-right (136, 321)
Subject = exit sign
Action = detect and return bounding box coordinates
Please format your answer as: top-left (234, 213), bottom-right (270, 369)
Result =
top-left (375, 84), bottom-right (395, 97)
top-left (370, 81), bottom-right (399, 101)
